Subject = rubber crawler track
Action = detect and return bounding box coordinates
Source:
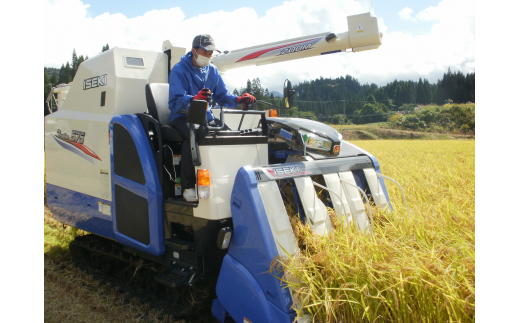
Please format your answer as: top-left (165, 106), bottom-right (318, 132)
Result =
top-left (69, 234), bottom-right (221, 323)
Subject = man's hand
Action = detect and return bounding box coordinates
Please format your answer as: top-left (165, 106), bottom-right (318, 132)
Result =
top-left (192, 88), bottom-right (212, 102)
top-left (237, 93), bottom-right (256, 110)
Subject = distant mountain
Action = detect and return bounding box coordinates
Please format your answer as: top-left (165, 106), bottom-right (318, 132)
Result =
top-left (270, 91), bottom-right (283, 97)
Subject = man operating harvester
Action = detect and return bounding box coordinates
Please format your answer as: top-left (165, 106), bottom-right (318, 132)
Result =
top-left (169, 34), bottom-right (256, 202)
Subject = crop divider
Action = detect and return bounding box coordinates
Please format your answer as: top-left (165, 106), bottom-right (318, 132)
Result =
top-left (376, 173), bottom-right (409, 218)
top-left (340, 178), bottom-right (373, 233)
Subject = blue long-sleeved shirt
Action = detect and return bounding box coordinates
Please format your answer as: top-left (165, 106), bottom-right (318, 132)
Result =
top-left (168, 52), bottom-right (238, 124)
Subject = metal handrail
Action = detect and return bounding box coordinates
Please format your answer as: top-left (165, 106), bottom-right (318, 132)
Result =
top-left (206, 109), bottom-right (268, 130)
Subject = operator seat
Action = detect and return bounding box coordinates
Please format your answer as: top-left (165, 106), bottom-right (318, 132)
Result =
top-left (145, 83), bottom-right (184, 142)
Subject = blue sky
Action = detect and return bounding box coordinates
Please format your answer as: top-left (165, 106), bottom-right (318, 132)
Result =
top-left (82, 0), bottom-right (439, 36)
top-left (44, 0), bottom-right (475, 92)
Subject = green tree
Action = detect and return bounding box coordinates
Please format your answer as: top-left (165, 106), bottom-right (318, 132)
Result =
top-left (331, 114), bottom-right (346, 125)
top-left (353, 103), bottom-right (388, 124)
top-left (366, 93), bottom-right (377, 104)
top-left (417, 78), bottom-right (426, 104)
top-left (299, 111), bottom-right (317, 120)
top-left (424, 79), bottom-right (432, 104)
top-left (394, 84), bottom-right (405, 106)
top-left (102, 44), bottom-right (110, 52)
top-left (71, 49), bottom-right (78, 74)
top-left (44, 71), bottom-right (50, 100)
top-left (286, 107), bottom-right (299, 117)
top-left (44, 71), bottom-right (50, 115)
top-left (245, 79), bottom-right (252, 94)
top-left (251, 78), bottom-right (263, 100)
top-left (51, 71), bottom-right (58, 86)
top-left (58, 63), bottom-right (72, 84)
top-left (405, 82), bottom-right (415, 104)
top-left (375, 89), bottom-right (388, 104)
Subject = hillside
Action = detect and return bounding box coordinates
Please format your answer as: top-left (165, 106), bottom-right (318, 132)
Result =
top-left (331, 124), bottom-right (474, 140)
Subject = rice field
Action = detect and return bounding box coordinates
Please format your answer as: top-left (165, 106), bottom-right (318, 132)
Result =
top-left (278, 140), bottom-right (475, 322)
top-left (44, 140), bottom-right (475, 322)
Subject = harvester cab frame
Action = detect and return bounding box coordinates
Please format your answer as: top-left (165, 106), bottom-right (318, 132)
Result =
top-left (44, 11), bottom-right (406, 323)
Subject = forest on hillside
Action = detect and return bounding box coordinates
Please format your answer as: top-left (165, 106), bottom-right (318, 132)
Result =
top-left (234, 70), bottom-right (474, 124)
top-left (45, 47), bottom-right (474, 126)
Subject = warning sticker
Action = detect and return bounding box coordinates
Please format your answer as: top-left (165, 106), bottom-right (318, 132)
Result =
top-left (173, 155), bottom-right (181, 165)
top-left (243, 318), bottom-right (252, 323)
top-left (357, 22), bottom-right (364, 33)
top-left (98, 202), bottom-right (111, 216)
top-left (100, 169), bottom-right (110, 200)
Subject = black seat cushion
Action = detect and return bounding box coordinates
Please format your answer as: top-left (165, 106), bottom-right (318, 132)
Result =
top-left (161, 125), bottom-right (184, 142)
top-left (145, 83), bottom-right (171, 126)
top-left (146, 83), bottom-right (185, 143)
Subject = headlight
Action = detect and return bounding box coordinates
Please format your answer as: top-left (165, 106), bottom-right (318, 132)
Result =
top-left (300, 130), bottom-right (332, 152)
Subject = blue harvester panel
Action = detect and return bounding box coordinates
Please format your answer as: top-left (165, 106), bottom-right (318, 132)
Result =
top-left (110, 114), bottom-right (165, 256)
top-left (213, 167), bottom-right (296, 323)
top-left (46, 184), bottom-right (116, 240)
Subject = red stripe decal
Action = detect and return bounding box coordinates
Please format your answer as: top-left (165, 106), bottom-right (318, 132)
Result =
top-left (236, 38), bottom-right (318, 63)
top-left (67, 140), bottom-right (102, 161)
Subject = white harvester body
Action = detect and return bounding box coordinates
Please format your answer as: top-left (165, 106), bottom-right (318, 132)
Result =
top-left (44, 10), bottom-right (401, 323)
top-left (45, 47), bottom-right (168, 203)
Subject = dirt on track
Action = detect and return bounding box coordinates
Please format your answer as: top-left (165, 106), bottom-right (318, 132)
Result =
top-left (44, 252), bottom-right (218, 323)
top-left (44, 203), bottom-right (221, 323)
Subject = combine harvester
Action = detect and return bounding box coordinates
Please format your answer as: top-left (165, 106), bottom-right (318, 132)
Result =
top-left (45, 10), bottom-right (400, 323)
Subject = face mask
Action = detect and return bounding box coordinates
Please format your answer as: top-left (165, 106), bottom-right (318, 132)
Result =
top-left (193, 51), bottom-right (211, 67)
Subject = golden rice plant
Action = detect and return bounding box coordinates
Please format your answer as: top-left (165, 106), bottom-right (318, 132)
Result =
top-left (278, 140), bottom-right (475, 323)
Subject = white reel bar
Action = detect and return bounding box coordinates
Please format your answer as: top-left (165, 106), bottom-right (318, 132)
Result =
top-left (322, 174), bottom-right (354, 227)
top-left (293, 177), bottom-right (333, 236)
top-left (338, 171), bottom-right (371, 232)
top-left (363, 168), bottom-right (389, 207)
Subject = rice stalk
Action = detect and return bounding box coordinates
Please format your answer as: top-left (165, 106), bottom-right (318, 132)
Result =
top-left (276, 140), bottom-right (475, 323)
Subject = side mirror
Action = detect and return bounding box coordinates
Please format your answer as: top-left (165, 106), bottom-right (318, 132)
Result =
top-left (283, 79), bottom-right (295, 108)
top-left (187, 100), bottom-right (208, 125)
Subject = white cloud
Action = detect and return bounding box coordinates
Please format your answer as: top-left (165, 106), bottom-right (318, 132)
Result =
top-left (45, 0), bottom-right (475, 92)
top-left (398, 7), bottom-right (415, 21)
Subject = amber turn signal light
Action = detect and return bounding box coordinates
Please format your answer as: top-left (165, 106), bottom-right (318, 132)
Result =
top-left (197, 169), bottom-right (210, 186)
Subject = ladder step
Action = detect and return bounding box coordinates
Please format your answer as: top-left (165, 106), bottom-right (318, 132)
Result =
top-left (154, 273), bottom-right (190, 287)
top-left (165, 198), bottom-right (199, 208)
top-left (165, 238), bottom-right (195, 251)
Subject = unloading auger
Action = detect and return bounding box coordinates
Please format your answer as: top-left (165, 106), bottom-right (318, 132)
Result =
top-left (44, 9), bottom-right (408, 322)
